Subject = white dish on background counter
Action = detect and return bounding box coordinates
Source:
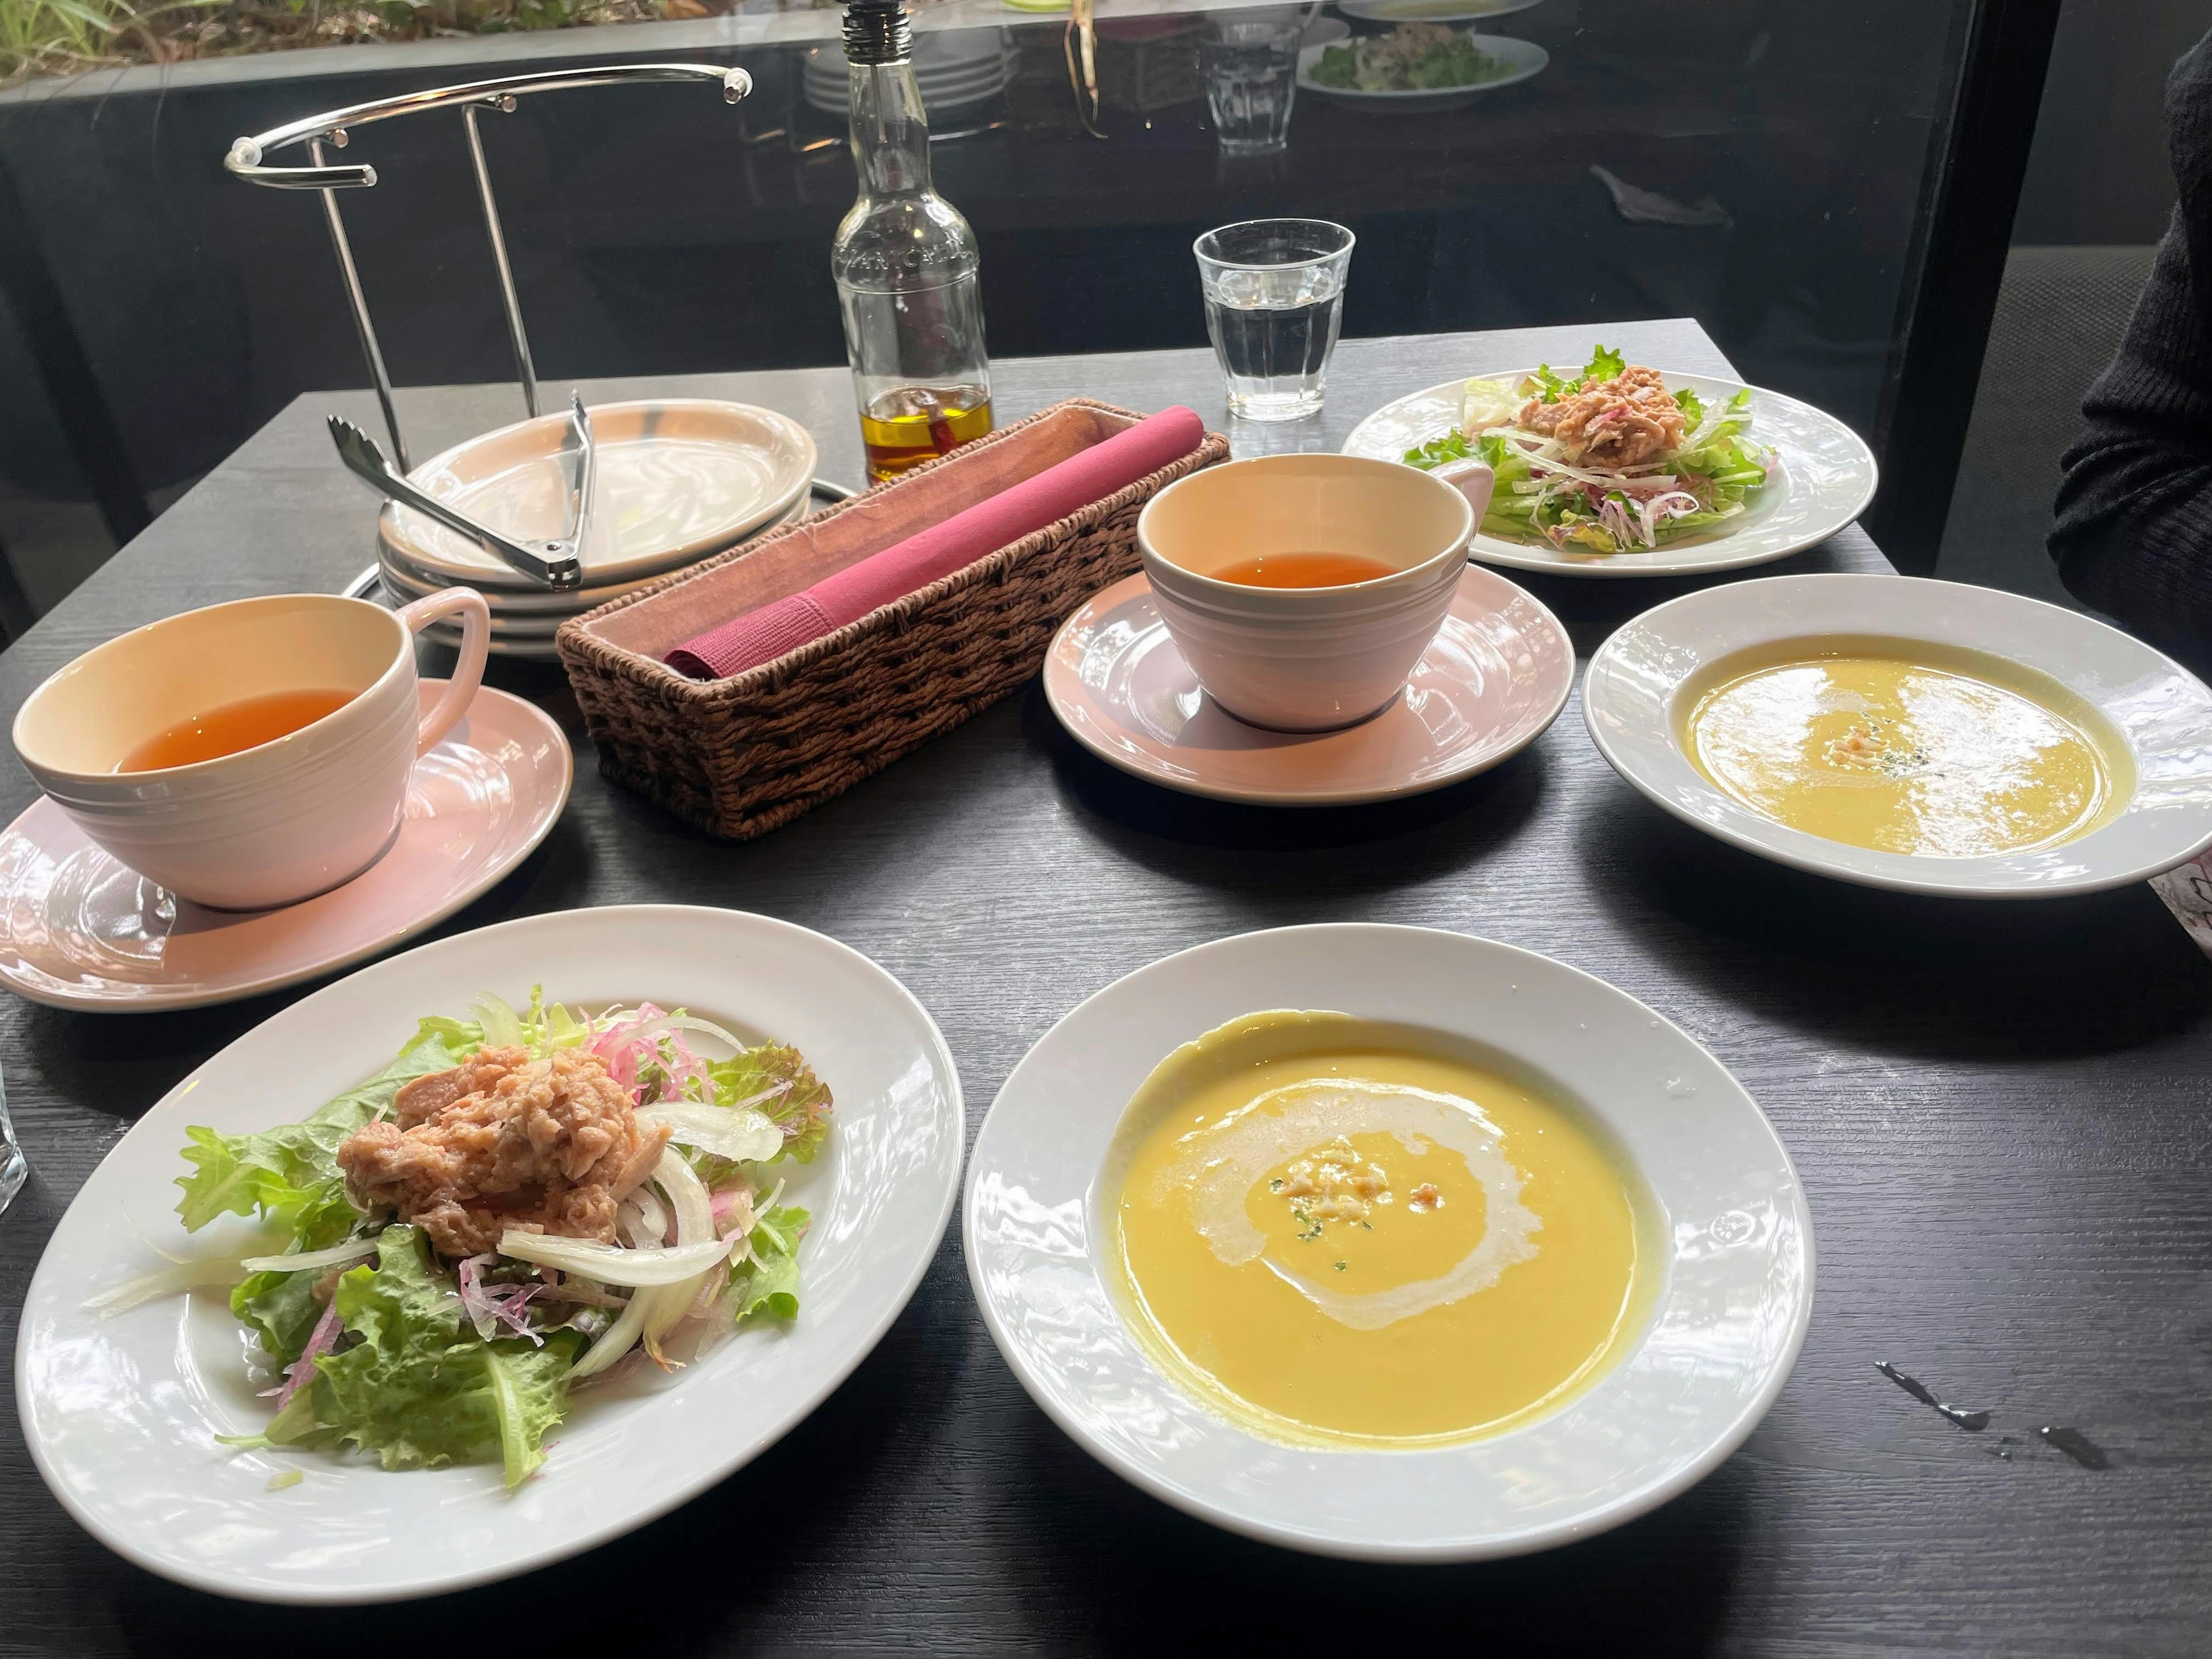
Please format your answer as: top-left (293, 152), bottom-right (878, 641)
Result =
top-left (964, 923), bottom-right (1813, 1560)
top-left (1342, 370), bottom-right (1877, 577)
top-left (1581, 573), bottom-right (2212, 896)
top-left (16, 904), bottom-right (963, 1601)
top-left (1296, 35), bottom-right (1548, 111)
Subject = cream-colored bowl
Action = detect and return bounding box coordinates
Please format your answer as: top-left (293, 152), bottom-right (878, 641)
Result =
top-left (1137, 454), bottom-right (1488, 731)
top-left (12, 590), bottom-right (488, 911)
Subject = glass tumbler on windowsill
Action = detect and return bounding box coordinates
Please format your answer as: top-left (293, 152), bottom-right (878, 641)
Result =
top-left (1194, 218), bottom-right (1357, 423)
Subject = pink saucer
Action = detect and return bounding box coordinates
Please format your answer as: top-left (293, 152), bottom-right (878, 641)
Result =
top-left (1044, 567), bottom-right (1574, 805)
top-left (0, 682), bottom-right (572, 1011)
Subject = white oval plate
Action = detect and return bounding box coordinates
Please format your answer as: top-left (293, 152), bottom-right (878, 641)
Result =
top-left (1342, 370), bottom-right (1877, 577)
top-left (16, 904), bottom-right (963, 1602)
top-left (1581, 573), bottom-right (2212, 896)
top-left (1296, 36), bottom-right (1548, 110)
top-left (381, 400), bottom-right (816, 590)
top-left (965, 924), bottom-right (1812, 1561)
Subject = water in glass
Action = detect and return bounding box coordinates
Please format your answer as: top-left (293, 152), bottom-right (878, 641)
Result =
top-left (1195, 219), bottom-right (1355, 422)
top-left (1203, 22), bottom-right (1300, 154)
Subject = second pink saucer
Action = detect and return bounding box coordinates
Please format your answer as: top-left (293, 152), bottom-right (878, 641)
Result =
top-left (1044, 567), bottom-right (1574, 806)
top-left (0, 682), bottom-right (572, 1012)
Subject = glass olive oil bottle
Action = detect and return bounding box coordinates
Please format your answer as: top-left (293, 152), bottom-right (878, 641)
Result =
top-left (832, 0), bottom-right (994, 483)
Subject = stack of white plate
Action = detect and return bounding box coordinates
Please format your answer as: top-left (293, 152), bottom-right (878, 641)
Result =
top-left (802, 28), bottom-right (1018, 119)
top-left (377, 399), bottom-right (818, 661)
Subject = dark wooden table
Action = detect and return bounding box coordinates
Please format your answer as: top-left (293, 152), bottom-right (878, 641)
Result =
top-left (2, 324), bottom-right (2206, 1656)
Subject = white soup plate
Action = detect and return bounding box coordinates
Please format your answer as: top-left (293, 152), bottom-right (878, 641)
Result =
top-left (16, 904), bottom-right (963, 1601)
top-left (965, 923), bottom-right (1813, 1560)
top-left (1581, 573), bottom-right (2212, 896)
top-left (1342, 370), bottom-right (1876, 577)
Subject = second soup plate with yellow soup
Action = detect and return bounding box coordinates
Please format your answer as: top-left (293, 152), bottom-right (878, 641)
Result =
top-left (1582, 574), bottom-right (2212, 897)
top-left (963, 925), bottom-right (1812, 1561)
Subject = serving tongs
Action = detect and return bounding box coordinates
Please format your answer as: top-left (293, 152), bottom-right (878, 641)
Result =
top-left (328, 392), bottom-right (594, 591)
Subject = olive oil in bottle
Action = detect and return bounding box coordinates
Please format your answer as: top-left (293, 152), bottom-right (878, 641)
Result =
top-left (833, 0), bottom-right (994, 483)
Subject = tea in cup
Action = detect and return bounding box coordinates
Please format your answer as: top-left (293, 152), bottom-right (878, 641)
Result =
top-left (12, 589), bottom-right (491, 910)
top-left (1135, 453), bottom-right (1492, 731)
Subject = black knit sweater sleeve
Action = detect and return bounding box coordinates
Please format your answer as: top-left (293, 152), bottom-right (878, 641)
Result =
top-left (2050, 29), bottom-right (2212, 667)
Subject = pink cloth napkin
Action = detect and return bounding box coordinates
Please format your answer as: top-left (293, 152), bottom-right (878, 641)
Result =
top-left (665, 406), bottom-right (1205, 680)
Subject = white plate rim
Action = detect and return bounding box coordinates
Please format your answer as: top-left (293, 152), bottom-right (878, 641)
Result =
top-left (1342, 371), bottom-right (1878, 577)
top-left (0, 683), bottom-right (573, 1014)
top-left (16, 904), bottom-right (965, 1602)
top-left (380, 400), bottom-right (817, 590)
top-left (1296, 35), bottom-right (1548, 101)
top-left (1580, 572), bottom-right (2212, 896)
top-left (1041, 567), bottom-right (1574, 806)
top-left (963, 923), bottom-right (1815, 1561)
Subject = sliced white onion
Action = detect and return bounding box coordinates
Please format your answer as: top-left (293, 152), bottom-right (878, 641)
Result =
top-left (566, 1285), bottom-right (649, 1382)
top-left (84, 1256), bottom-right (252, 1316)
top-left (636, 1102), bottom-right (783, 1164)
top-left (633, 1013), bottom-right (748, 1054)
top-left (237, 1238), bottom-right (378, 1275)
top-left (494, 1231), bottom-right (730, 1286)
top-left (640, 1152), bottom-right (718, 1355)
top-left (618, 1185), bottom-right (670, 1249)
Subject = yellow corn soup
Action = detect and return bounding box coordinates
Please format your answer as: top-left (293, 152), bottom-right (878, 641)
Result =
top-left (1679, 635), bottom-right (2131, 857)
top-left (1105, 1012), bottom-right (1653, 1449)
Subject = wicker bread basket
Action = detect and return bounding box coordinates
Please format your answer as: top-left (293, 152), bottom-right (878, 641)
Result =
top-left (555, 398), bottom-right (1229, 839)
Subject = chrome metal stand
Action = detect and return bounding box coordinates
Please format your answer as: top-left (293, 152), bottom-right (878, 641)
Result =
top-left (225, 63), bottom-right (752, 473)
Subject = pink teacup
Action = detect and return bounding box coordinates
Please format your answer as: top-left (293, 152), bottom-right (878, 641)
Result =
top-left (1137, 453), bottom-right (1492, 732)
top-left (12, 589), bottom-right (490, 910)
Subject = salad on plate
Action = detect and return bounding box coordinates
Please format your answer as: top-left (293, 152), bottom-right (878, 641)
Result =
top-left (1307, 24), bottom-right (1518, 92)
top-left (95, 989), bottom-right (831, 1488)
top-left (1403, 344), bottom-right (1778, 555)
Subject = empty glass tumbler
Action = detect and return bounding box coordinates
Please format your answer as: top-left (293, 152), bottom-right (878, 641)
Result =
top-left (1202, 20), bottom-right (1301, 154)
top-left (1194, 218), bottom-right (1355, 422)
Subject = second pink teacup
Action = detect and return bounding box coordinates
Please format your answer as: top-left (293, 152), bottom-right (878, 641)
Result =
top-left (1136, 453), bottom-right (1491, 732)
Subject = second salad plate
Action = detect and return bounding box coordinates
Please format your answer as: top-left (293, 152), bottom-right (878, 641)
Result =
top-left (1343, 368), bottom-right (1876, 577)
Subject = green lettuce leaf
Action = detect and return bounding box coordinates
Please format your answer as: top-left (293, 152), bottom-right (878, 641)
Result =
top-left (708, 1044), bottom-right (833, 1166)
top-left (1402, 430), bottom-right (1472, 470)
top-left (1673, 385), bottom-right (1706, 429)
top-left (1582, 343), bottom-right (1625, 384)
top-left (728, 1205), bottom-right (810, 1322)
top-left (284, 1225), bottom-right (579, 1488)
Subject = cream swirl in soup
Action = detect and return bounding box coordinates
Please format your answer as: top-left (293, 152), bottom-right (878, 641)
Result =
top-left (1105, 1013), bottom-right (1654, 1449)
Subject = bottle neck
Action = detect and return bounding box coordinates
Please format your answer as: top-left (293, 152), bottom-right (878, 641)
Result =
top-left (846, 59), bottom-right (934, 198)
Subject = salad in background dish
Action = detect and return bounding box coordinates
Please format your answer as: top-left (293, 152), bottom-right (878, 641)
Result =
top-left (93, 990), bottom-right (830, 1488)
top-left (1403, 345), bottom-right (1778, 555)
top-left (1307, 23), bottom-right (1517, 91)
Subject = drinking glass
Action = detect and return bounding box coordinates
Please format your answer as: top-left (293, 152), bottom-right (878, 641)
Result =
top-left (1194, 218), bottom-right (1356, 422)
top-left (1202, 20), bottom-right (1301, 154)
top-left (0, 1063), bottom-right (24, 1216)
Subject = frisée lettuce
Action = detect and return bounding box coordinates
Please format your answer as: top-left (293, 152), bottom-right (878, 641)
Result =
top-left (1402, 344), bottom-right (1778, 555)
top-left (126, 990), bottom-right (832, 1488)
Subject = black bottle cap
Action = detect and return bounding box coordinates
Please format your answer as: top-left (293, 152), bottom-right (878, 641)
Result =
top-left (842, 0), bottom-right (911, 67)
